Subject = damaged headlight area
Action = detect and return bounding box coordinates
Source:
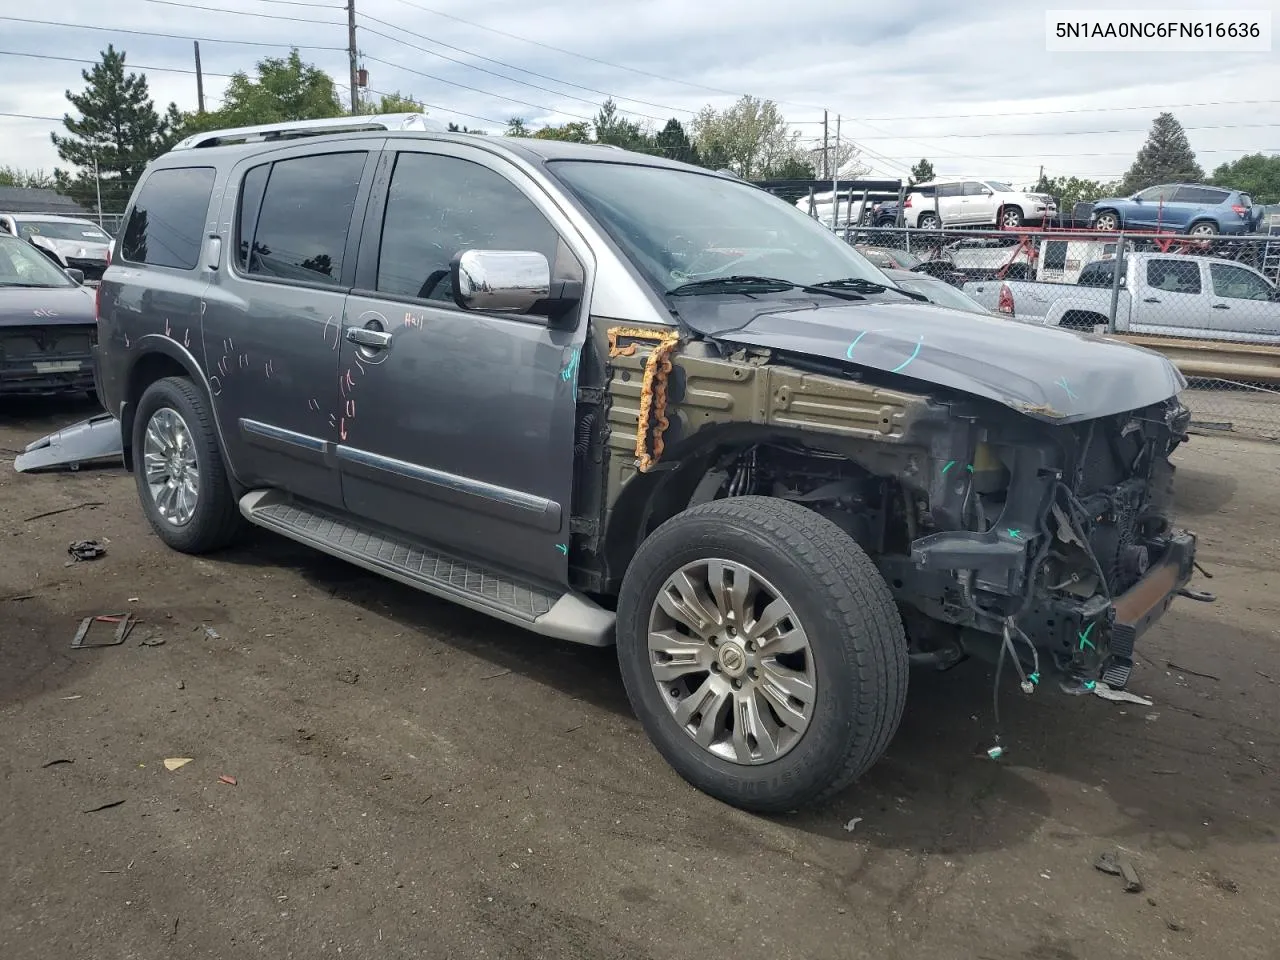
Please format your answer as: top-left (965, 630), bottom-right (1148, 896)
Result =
top-left (879, 396), bottom-right (1199, 691)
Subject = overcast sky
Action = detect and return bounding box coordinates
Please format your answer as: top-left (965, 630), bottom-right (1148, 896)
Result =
top-left (0, 0), bottom-right (1275, 192)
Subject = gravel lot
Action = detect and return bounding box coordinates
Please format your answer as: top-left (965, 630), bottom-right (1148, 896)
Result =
top-left (2, 396), bottom-right (1277, 960)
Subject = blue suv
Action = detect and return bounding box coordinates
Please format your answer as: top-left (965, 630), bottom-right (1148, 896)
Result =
top-left (1090, 183), bottom-right (1258, 236)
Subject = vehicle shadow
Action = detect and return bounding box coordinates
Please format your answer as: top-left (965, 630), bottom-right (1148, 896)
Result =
top-left (211, 527), bottom-right (1274, 859)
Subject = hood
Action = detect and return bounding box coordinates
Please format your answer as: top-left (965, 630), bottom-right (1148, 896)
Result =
top-left (686, 300), bottom-right (1185, 424)
top-left (29, 235), bottom-right (111, 261)
top-left (0, 285), bottom-right (97, 327)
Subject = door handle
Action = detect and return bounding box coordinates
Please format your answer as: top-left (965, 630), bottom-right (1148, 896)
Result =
top-left (345, 326), bottom-right (393, 348)
top-left (1212, 303), bottom-right (1230, 309)
top-left (1142, 297), bottom-right (1161, 303)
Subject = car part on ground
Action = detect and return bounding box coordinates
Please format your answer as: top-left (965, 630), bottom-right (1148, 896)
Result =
top-left (90, 119), bottom-right (1202, 811)
top-left (13, 412), bottom-right (123, 473)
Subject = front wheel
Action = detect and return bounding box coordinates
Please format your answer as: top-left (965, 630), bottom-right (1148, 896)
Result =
top-left (1093, 210), bottom-right (1120, 231)
top-left (132, 376), bottom-right (245, 554)
top-left (616, 496), bottom-right (908, 813)
top-left (999, 206), bottom-right (1024, 228)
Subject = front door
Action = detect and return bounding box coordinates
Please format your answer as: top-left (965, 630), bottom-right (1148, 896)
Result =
top-left (963, 181), bottom-right (997, 224)
top-left (1208, 261), bottom-right (1280, 340)
top-left (336, 144), bottom-right (591, 585)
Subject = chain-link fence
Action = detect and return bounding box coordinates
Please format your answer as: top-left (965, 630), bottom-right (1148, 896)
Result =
top-left (834, 224), bottom-right (1280, 442)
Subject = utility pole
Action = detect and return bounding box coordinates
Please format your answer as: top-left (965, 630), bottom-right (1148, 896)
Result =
top-left (821, 110), bottom-right (829, 180)
top-left (193, 41), bottom-right (205, 113)
top-left (833, 114), bottom-right (841, 227)
top-left (93, 154), bottom-right (103, 228)
top-left (347, 0), bottom-right (359, 114)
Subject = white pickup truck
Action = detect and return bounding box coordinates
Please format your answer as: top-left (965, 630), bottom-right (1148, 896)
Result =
top-left (962, 252), bottom-right (1280, 343)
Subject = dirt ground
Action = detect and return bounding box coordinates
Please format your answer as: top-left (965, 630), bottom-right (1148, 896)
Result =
top-left (1, 396), bottom-right (1276, 960)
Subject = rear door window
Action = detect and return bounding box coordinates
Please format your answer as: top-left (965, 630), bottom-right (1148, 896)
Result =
top-left (962, 182), bottom-right (989, 196)
top-left (120, 166), bottom-right (216, 269)
top-left (1146, 258), bottom-right (1201, 293)
top-left (245, 152), bottom-right (367, 286)
top-left (935, 183), bottom-right (963, 198)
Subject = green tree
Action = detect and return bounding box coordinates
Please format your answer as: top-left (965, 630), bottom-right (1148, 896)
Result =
top-left (50, 45), bottom-right (180, 214)
top-left (176, 49), bottom-right (343, 139)
top-left (505, 117), bottom-right (530, 136)
top-left (592, 99), bottom-right (655, 152)
top-left (1031, 174), bottom-right (1122, 212)
top-left (1121, 112), bottom-right (1204, 193)
top-left (654, 118), bottom-right (698, 164)
top-left (532, 121), bottom-right (592, 142)
top-left (910, 158), bottom-right (935, 184)
top-left (447, 122), bottom-right (486, 134)
top-left (0, 166), bottom-right (54, 189)
top-left (362, 90), bottom-right (424, 114)
top-left (689, 95), bottom-right (804, 180)
top-left (1210, 153), bottom-right (1280, 204)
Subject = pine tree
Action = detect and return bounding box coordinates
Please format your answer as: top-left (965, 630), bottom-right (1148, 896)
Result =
top-left (1121, 113), bottom-right (1204, 193)
top-left (655, 119), bottom-right (699, 164)
top-left (51, 45), bottom-right (179, 215)
top-left (910, 159), bottom-right (935, 184)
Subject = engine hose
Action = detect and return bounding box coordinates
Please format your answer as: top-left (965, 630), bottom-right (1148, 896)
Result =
top-left (574, 412), bottom-right (595, 457)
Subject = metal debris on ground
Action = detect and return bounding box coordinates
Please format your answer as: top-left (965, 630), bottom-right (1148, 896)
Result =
top-left (41, 758), bottom-right (74, 767)
top-left (71, 613), bottom-right (139, 649)
top-left (843, 817), bottom-right (863, 832)
top-left (139, 635), bottom-right (166, 647)
top-left (66, 539), bottom-right (107, 562)
top-left (82, 799), bottom-right (125, 813)
top-left (202, 626), bottom-right (222, 640)
top-left (218, 775), bottom-right (237, 786)
top-left (1090, 680), bottom-right (1154, 706)
top-left (1164, 660), bottom-right (1221, 681)
top-left (23, 501), bottom-right (106, 522)
top-left (1094, 851), bottom-right (1143, 893)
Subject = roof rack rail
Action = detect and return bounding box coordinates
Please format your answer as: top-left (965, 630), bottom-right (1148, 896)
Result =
top-left (169, 113), bottom-right (446, 151)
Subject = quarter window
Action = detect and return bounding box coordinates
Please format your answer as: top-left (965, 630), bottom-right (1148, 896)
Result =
top-left (120, 167), bottom-right (215, 269)
top-left (375, 152), bottom-right (574, 304)
top-left (246, 152), bottom-right (367, 286)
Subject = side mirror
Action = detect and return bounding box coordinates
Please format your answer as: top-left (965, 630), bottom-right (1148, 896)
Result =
top-left (451, 249), bottom-right (580, 321)
top-left (982, 189), bottom-right (993, 196)
top-left (64, 268), bottom-right (84, 285)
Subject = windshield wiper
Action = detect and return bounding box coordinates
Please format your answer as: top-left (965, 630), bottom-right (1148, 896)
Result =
top-left (669, 275), bottom-right (865, 301)
top-left (812, 277), bottom-right (930, 303)
top-left (0, 281), bottom-right (62, 288)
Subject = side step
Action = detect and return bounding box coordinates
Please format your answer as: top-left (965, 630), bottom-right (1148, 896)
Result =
top-left (239, 490), bottom-right (615, 647)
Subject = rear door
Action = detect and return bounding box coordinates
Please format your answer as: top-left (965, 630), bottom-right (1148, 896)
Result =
top-left (935, 183), bottom-right (965, 224)
top-left (202, 143), bottom-right (380, 508)
top-left (335, 141), bottom-right (592, 585)
top-left (1133, 257), bottom-right (1207, 336)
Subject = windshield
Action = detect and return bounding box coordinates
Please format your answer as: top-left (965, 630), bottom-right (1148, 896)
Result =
top-left (548, 161), bottom-right (896, 294)
top-left (0, 237), bottom-right (77, 287)
top-left (16, 220), bottom-right (111, 243)
top-left (892, 275), bottom-right (989, 314)
top-left (985, 181), bottom-right (1014, 193)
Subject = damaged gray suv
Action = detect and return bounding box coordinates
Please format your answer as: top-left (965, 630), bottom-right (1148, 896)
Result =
top-left (94, 115), bottom-right (1203, 812)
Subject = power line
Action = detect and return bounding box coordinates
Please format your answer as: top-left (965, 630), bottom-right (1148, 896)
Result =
top-left (849, 122), bottom-right (1280, 141)
top-left (0, 111), bottom-right (63, 122)
top-left (0, 15), bottom-right (348, 50)
top-left (359, 53), bottom-right (593, 123)
top-left (0, 48), bottom-right (234, 78)
top-left (361, 87), bottom-right (503, 126)
top-left (245, 0), bottom-right (345, 7)
top-left (383, 0), bottom-right (746, 99)
top-left (843, 98), bottom-right (1280, 123)
top-left (142, 0), bottom-right (344, 26)
top-left (355, 12), bottom-right (694, 119)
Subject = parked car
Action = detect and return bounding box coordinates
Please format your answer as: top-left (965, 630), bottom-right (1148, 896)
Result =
top-left (0, 233), bottom-right (98, 396)
top-left (854, 245), bottom-right (923, 270)
top-left (1088, 184), bottom-right (1258, 237)
top-left (962, 252), bottom-right (1280, 342)
top-left (96, 115), bottom-right (1199, 812)
top-left (903, 179), bottom-right (1057, 229)
top-left (0, 213), bottom-right (113, 282)
top-left (869, 199), bottom-right (901, 226)
top-left (937, 236), bottom-right (1035, 279)
top-left (878, 268), bottom-right (995, 315)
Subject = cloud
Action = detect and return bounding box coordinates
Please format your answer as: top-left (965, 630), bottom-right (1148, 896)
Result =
top-left (0, 0), bottom-right (1274, 199)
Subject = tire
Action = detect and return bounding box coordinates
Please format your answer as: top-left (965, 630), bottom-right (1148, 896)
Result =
top-left (918, 213), bottom-right (941, 230)
top-left (1188, 221), bottom-right (1219, 237)
top-left (132, 375), bottom-right (245, 554)
top-left (1093, 210), bottom-right (1120, 231)
top-left (999, 206), bottom-right (1024, 228)
top-left (615, 496), bottom-right (908, 813)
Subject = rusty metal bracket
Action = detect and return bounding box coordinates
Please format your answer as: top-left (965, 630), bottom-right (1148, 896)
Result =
top-left (70, 613), bottom-right (137, 649)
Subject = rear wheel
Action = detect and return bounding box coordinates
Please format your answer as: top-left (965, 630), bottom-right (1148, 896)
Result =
top-left (132, 376), bottom-right (245, 554)
top-left (1188, 221), bottom-right (1219, 237)
top-left (616, 496), bottom-right (908, 813)
top-left (918, 212), bottom-right (941, 230)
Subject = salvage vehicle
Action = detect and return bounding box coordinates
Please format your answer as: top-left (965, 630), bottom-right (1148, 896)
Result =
top-left (0, 213), bottom-right (113, 283)
top-left (94, 116), bottom-right (1202, 812)
top-left (1088, 183), bottom-right (1259, 237)
top-left (963, 252), bottom-right (1280, 342)
top-left (0, 233), bottom-right (98, 396)
top-left (904, 179), bottom-right (1057, 229)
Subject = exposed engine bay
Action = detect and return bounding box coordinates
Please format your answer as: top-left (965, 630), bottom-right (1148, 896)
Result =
top-left (689, 395), bottom-right (1197, 691)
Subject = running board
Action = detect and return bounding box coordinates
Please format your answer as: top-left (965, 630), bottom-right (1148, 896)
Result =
top-left (238, 490), bottom-right (615, 647)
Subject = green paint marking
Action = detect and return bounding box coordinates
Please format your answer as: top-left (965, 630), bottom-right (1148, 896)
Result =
top-left (555, 543), bottom-right (568, 556)
top-left (1029, 672), bottom-right (1040, 685)
top-left (966, 464), bottom-right (974, 473)
top-left (1077, 621), bottom-right (1096, 651)
top-left (1007, 528), bottom-right (1022, 539)
top-left (1084, 680), bottom-right (1097, 691)
top-left (941, 460), bottom-right (956, 475)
